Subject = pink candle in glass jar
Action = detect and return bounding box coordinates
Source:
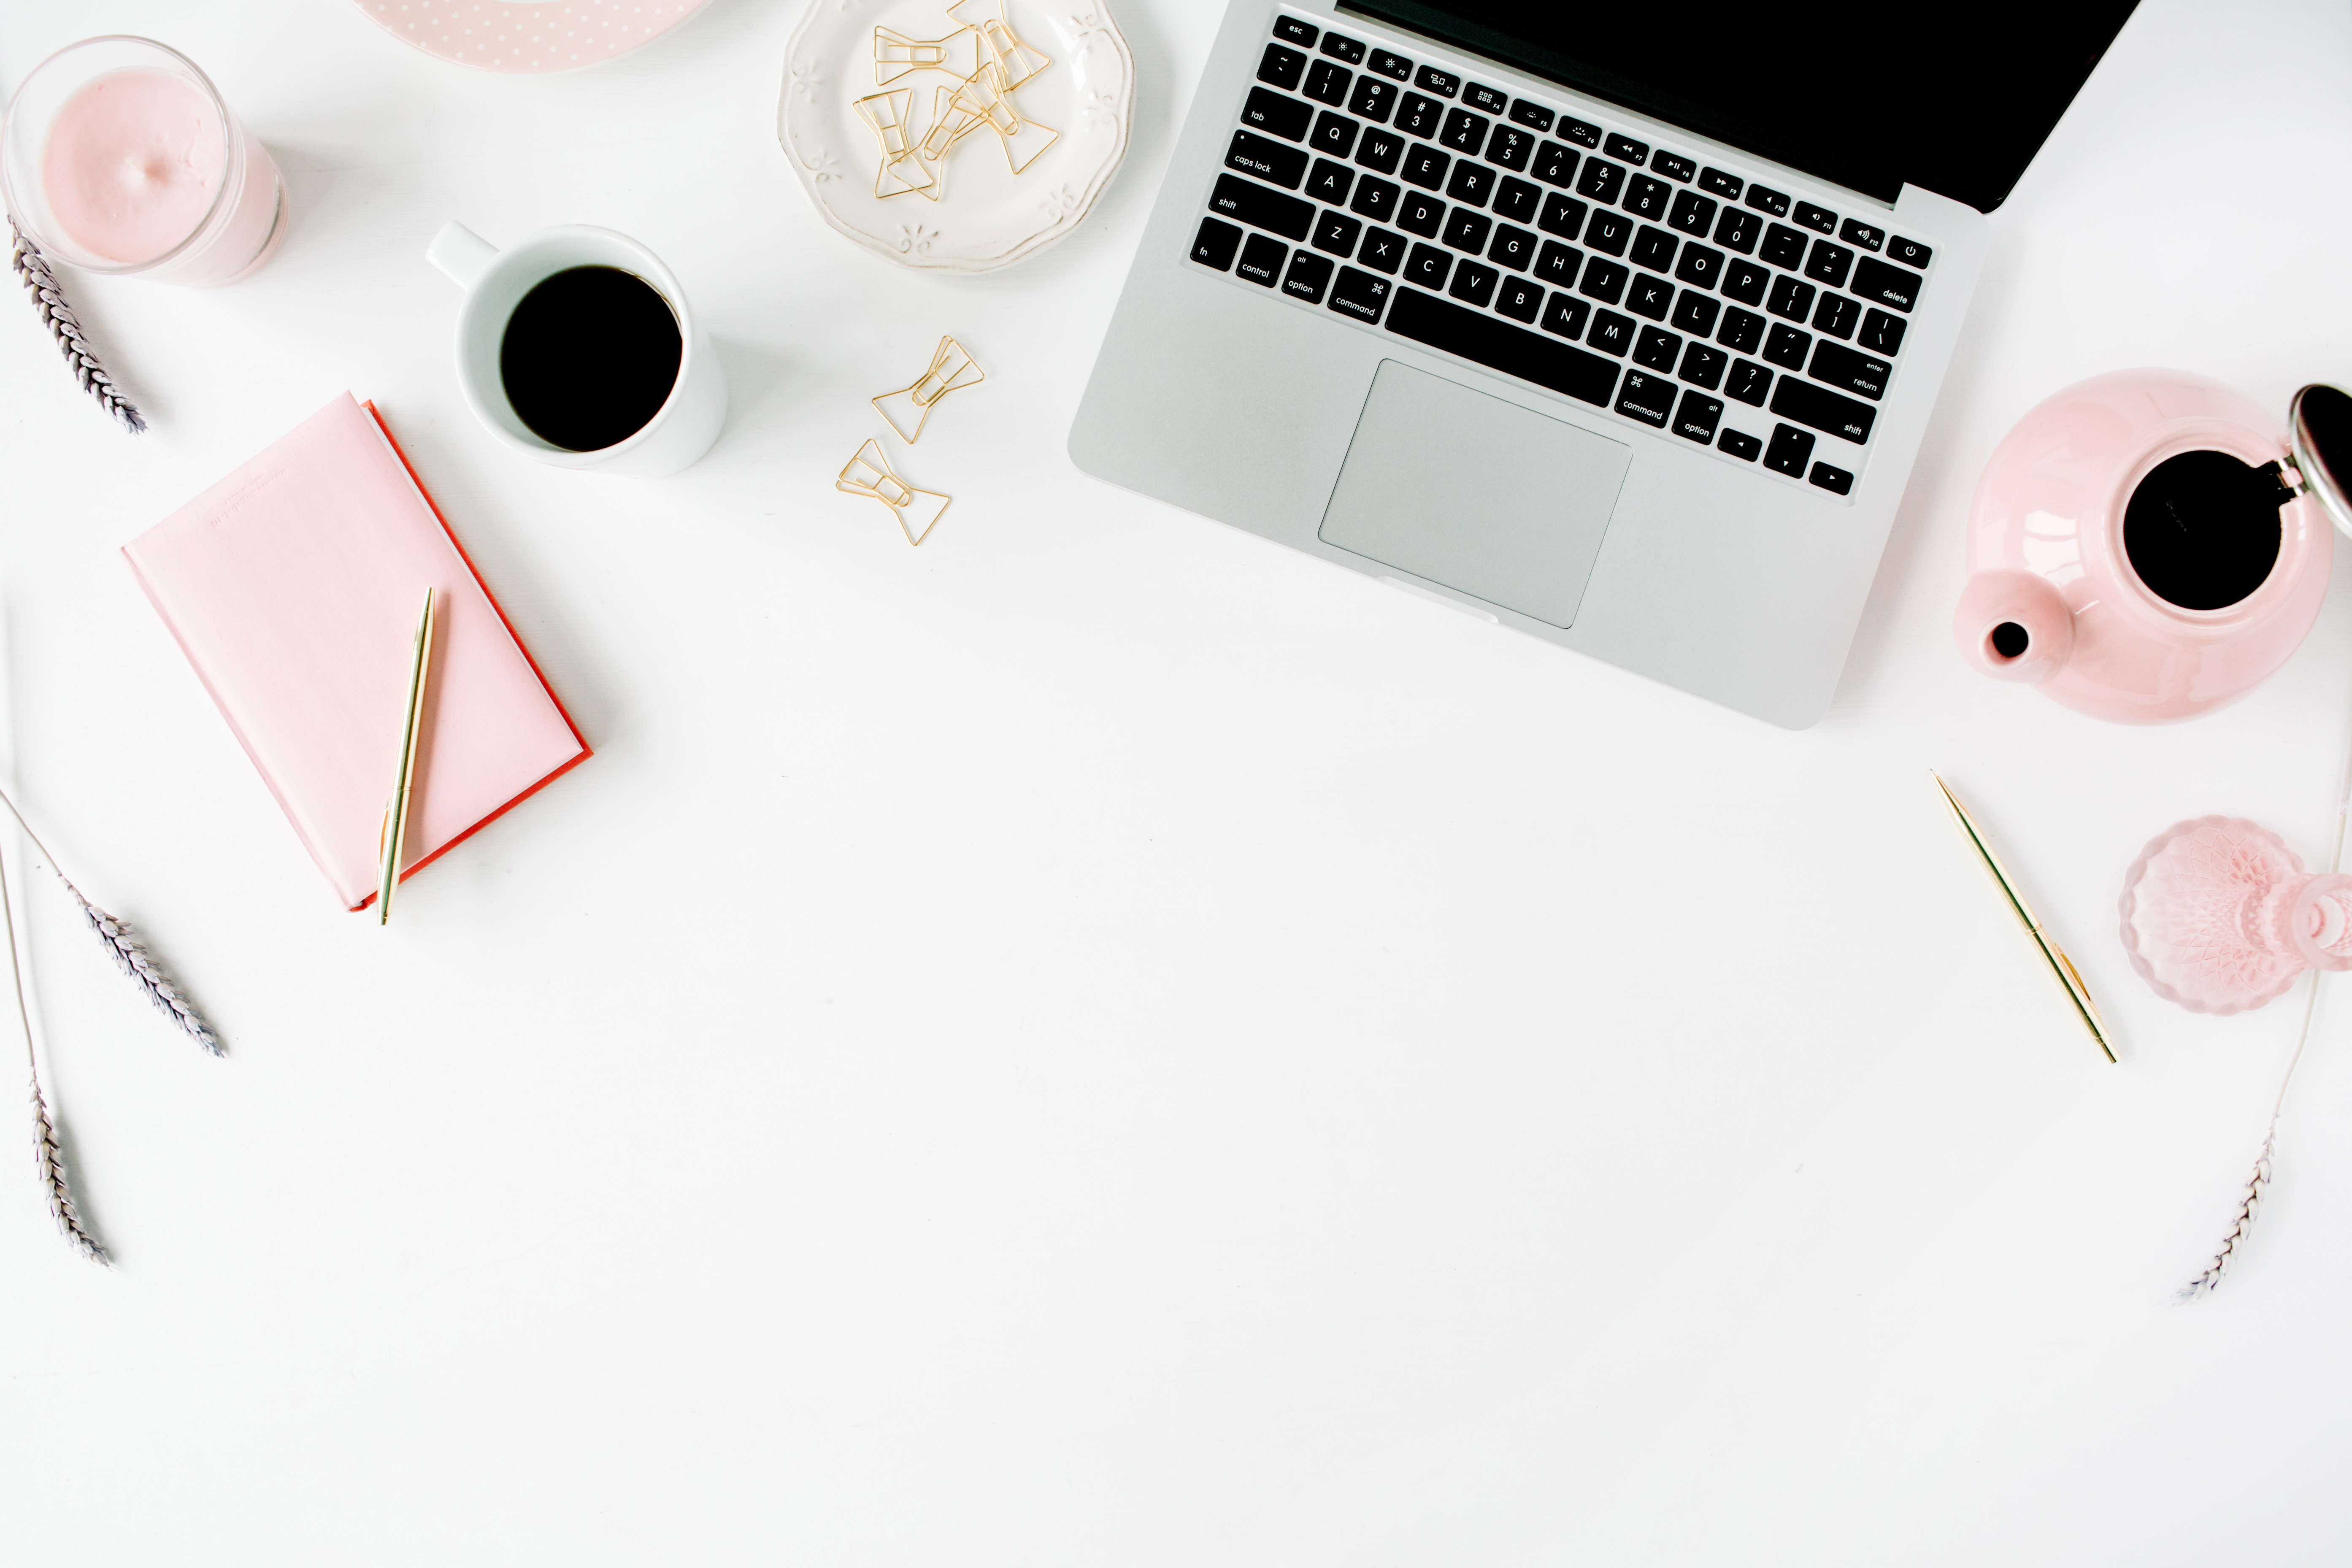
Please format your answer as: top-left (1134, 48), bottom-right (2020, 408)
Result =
top-left (1, 37), bottom-right (287, 287)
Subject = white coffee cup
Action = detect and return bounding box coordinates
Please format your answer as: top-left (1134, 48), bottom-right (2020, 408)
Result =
top-left (426, 221), bottom-right (726, 478)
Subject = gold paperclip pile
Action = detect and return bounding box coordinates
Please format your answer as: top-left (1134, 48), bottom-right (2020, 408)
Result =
top-left (854, 0), bottom-right (1056, 202)
top-left (836, 334), bottom-right (987, 546)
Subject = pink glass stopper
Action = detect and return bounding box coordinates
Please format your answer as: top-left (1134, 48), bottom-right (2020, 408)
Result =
top-left (2120, 816), bottom-right (2352, 1014)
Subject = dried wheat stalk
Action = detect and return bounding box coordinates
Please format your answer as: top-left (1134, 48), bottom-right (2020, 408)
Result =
top-left (8, 215), bottom-right (146, 434)
top-left (3, 840), bottom-right (106, 1263)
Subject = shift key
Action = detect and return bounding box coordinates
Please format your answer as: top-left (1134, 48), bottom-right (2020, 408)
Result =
top-left (1770, 375), bottom-right (1876, 444)
top-left (1808, 340), bottom-right (1891, 400)
top-left (1210, 173), bottom-right (1315, 243)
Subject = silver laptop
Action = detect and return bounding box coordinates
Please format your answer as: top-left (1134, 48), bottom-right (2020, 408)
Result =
top-left (1069, 1), bottom-right (2136, 727)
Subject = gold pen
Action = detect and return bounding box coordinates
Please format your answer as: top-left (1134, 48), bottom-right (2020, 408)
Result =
top-left (1931, 770), bottom-right (2116, 1063)
top-left (378, 587), bottom-right (436, 925)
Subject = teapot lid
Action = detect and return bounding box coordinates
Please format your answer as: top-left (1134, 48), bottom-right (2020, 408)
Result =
top-left (2289, 384), bottom-right (2352, 539)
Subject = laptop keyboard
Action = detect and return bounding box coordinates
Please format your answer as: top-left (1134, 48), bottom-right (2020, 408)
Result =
top-left (1185, 11), bottom-right (1939, 500)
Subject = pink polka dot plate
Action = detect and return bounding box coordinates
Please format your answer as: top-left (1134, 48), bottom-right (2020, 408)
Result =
top-left (346, 0), bottom-right (715, 74)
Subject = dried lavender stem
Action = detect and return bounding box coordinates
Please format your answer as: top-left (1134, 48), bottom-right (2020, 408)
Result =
top-left (8, 215), bottom-right (146, 434)
top-left (2, 838), bottom-right (105, 1263)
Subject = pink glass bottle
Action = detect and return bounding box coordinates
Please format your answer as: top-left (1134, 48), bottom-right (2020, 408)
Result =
top-left (2119, 816), bottom-right (2352, 1014)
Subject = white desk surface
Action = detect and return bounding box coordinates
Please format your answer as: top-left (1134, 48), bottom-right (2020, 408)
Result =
top-left (4, 0), bottom-right (2352, 1561)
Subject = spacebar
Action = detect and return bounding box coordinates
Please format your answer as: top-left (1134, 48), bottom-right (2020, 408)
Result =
top-left (1383, 287), bottom-right (1621, 408)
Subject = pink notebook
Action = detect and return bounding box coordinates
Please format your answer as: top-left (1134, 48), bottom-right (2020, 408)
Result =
top-left (124, 393), bottom-right (590, 911)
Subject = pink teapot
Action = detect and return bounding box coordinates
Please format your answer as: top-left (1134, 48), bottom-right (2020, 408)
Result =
top-left (1955, 370), bottom-right (2352, 723)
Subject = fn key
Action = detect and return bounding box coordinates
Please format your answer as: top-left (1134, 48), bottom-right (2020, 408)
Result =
top-left (1191, 216), bottom-right (1242, 270)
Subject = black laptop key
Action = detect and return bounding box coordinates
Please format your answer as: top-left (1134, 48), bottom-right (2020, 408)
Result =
top-left (1313, 211), bottom-right (1362, 258)
top-left (1771, 377), bottom-right (1876, 443)
top-left (1583, 209), bottom-right (1631, 256)
top-left (1443, 209), bottom-right (1493, 254)
top-left (1533, 141), bottom-right (1578, 187)
top-left (1445, 160), bottom-right (1494, 207)
top-left (1859, 308), bottom-right (1907, 355)
top-left (1678, 344), bottom-right (1728, 391)
top-left (1727, 359), bottom-right (1772, 406)
top-left (1557, 114), bottom-right (1603, 149)
top-left (1716, 306), bottom-right (1765, 354)
top-left (1538, 192), bottom-right (1589, 240)
top-left (1603, 132), bottom-right (1649, 165)
top-left (1441, 107), bottom-right (1490, 157)
top-left (1700, 166), bottom-right (1743, 200)
top-left (1236, 232), bottom-right (1287, 286)
top-left (1211, 174), bottom-right (1315, 241)
top-left (1329, 266), bottom-right (1391, 323)
top-left (1713, 208), bottom-right (1759, 254)
top-left (1624, 175), bottom-right (1672, 220)
top-left (1765, 422), bottom-right (1815, 476)
top-left (1383, 287), bottom-right (1622, 406)
top-left (1489, 223), bottom-right (1537, 271)
top-left (1809, 461), bottom-right (1854, 495)
top-left (1354, 127), bottom-right (1404, 175)
top-left (1190, 216), bottom-right (1241, 271)
top-left (1811, 292), bottom-right (1857, 341)
top-left (1852, 255), bottom-right (1922, 311)
top-left (1228, 130), bottom-right (1309, 189)
top-left (1717, 428), bottom-right (1760, 462)
top-left (1793, 200), bottom-right (1837, 235)
top-left (1510, 99), bottom-right (1555, 131)
top-left (1257, 43), bottom-right (1306, 91)
top-left (1839, 218), bottom-right (1884, 252)
top-left (1887, 235), bottom-right (1932, 269)
top-left (1587, 309), bottom-right (1635, 356)
top-left (1617, 370), bottom-right (1674, 426)
top-left (1306, 157), bottom-right (1354, 205)
top-left (1761, 222), bottom-right (1807, 269)
top-left (1243, 87), bottom-right (1311, 142)
top-left (1400, 144), bottom-right (1449, 190)
top-left (1673, 389), bottom-right (1724, 441)
top-left (1310, 111), bottom-right (1360, 160)
top-left (1283, 249), bottom-right (1334, 302)
top-left (1544, 292), bottom-right (1592, 340)
top-left (1398, 191), bottom-right (1445, 238)
top-left (1745, 184), bottom-right (1791, 217)
top-left (1496, 276), bottom-right (1544, 322)
top-left (1809, 340), bottom-right (1892, 400)
top-left (1627, 273), bottom-right (1673, 321)
top-left (1368, 49), bottom-right (1413, 81)
top-left (1448, 258), bottom-right (1498, 307)
top-left (1536, 241), bottom-right (1583, 287)
top-left (1463, 82), bottom-right (1509, 114)
top-left (1633, 324), bottom-right (1682, 370)
top-left (1722, 259), bottom-right (1768, 307)
top-left (1654, 151), bottom-right (1696, 183)
top-left (1305, 60), bottom-right (1352, 107)
top-left (1671, 289), bottom-right (1719, 336)
top-left (1403, 242), bottom-right (1452, 290)
top-left (1348, 76), bottom-right (1398, 123)
top-left (1803, 239), bottom-right (1854, 289)
top-left (1349, 174), bottom-right (1399, 222)
top-left (1320, 31), bottom-right (1365, 63)
top-left (1414, 65), bottom-right (1459, 97)
top-left (1576, 157), bottom-right (1627, 205)
top-left (1487, 126), bottom-right (1534, 172)
top-left (1673, 243), bottom-right (1723, 289)
top-left (1579, 256), bottom-right (1629, 304)
top-left (1357, 227), bottom-right (1407, 276)
top-left (1396, 92), bottom-right (1444, 139)
top-left (1493, 176), bottom-right (1542, 224)
top-left (1763, 321), bottom-right (1812, 369)
top-left (1667, 191), bottom-right (1717, 237)
top-left (1766, 274), bottom-right (1817, 323)
top-left (1273, 16), bottom-right (1317, 46)
top-left (1630, 224), bottom-right (1678, 274)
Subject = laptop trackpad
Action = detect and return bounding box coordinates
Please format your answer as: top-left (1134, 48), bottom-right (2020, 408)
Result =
top-left (1318, 360), bottom-right (1632, 629)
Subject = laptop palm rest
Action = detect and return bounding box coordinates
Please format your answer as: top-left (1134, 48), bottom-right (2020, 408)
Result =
top-left (1318, 360), bottom-right (1633, 630)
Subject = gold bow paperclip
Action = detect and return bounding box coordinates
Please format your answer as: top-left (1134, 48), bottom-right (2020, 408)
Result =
top-left (853, 89), bottom-right (935, 198)
top-left (947, 62), bottom-right (1058, 173)
top-left (949, 0), bottom-right (1051, 87)
top-left (874, 25), bottom-right (972, 84)
top-left (872, 336), bottom-right (985, 443)
top-left (838, 439), bottom-right (952, 546)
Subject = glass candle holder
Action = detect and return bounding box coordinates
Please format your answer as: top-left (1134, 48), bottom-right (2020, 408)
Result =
top-left (1, 36), bottom-right (287, 287)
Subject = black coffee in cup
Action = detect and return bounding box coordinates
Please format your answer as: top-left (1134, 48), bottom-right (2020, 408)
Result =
top-left (499, 265), bottom-right (682, 452)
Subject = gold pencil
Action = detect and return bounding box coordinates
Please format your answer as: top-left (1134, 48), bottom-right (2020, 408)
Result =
top-left (1931, 770), bottom-right (2116, 1063)
top-left (378, 587), bottom-right (436, 925)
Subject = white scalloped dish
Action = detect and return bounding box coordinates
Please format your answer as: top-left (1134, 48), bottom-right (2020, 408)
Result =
top-left (779, 0), bottom-right (1133, 272)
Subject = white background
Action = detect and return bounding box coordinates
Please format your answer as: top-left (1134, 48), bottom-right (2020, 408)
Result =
top-left (3, 0), bottom-right (2352, 1561)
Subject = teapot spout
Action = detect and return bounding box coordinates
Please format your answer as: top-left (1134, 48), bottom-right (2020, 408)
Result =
top-left (1954, 569), bottom-right (2073, 683)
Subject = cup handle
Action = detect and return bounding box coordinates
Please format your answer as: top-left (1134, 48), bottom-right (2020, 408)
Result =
top-left (426, 222), bottom-right (498, 290)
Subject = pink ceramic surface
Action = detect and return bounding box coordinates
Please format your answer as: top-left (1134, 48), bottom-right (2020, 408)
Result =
top-left (2120, 816), bottom-right (2352, 1014)
top-left (1955, 369), bottom-right (2332, 724)
top-left (346, 0), bottom-right (712, 73)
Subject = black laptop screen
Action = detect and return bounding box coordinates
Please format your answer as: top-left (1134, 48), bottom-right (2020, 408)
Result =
top-left (1333, 1), bottom-right (2137, 211)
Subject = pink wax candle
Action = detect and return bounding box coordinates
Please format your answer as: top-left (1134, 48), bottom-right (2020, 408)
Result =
top-left (1, 37), bottom-right (287, 286)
